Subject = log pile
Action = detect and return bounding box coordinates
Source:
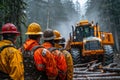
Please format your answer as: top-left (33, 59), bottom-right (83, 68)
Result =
top-left (73, 60), bottom-right (120, 80)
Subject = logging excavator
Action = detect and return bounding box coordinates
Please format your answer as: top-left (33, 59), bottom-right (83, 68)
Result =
top-left (66, 20), bottom-right (114, 65)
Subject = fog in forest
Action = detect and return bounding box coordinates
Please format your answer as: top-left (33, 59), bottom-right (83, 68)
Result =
top-left (1, 0), bottom-right (120, 50)
top-left (24, 0), bottom-right (82, 40)
top-left (24, 0), bottom-right (120, 51)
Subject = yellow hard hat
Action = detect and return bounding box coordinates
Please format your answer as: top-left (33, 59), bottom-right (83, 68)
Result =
top-left (25, 22), bottom-right (43, 35)
top-left (53, 30), bottom-right (62, 40)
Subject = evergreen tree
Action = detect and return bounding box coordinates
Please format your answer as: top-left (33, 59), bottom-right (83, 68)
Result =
top-left (85, 0), bottom-right (120, 51)
top-left (0, 0), bottom-right (27, 46)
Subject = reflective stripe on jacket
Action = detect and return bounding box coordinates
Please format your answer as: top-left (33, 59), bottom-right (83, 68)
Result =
top-left (0, 40), bottom-right (24, 80)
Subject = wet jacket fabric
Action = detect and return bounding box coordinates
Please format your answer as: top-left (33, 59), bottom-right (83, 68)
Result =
top-left (61, 49), bottom-right (73, 80)
top-left (0, 40), bottom-right (24, 80)
top-left (42, 42), bottom-right (67, 80)
top-left (22, 39), bottom-right (58, 80)
top-left (42, 42), bottom-right (53, 49)
top-left (55, 43), bottom-right (73, 80)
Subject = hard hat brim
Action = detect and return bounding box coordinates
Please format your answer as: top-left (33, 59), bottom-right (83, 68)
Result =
top-left (0, 31), bottom-right (20, 36)
top-left (54, 37), bottom-right (62, 40)
top-left (43, 36), bottom-right (55, 40)
top-left (25, 32), bottom-right (43, 35)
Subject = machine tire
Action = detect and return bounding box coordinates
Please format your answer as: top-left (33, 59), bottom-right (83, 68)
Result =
top-left (70, 48), bottom-right (81, 65)
top-left (103, 45), bottom-right (114, 65)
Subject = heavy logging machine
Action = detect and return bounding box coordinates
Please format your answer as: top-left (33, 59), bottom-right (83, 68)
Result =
top-left (66, 20), bottom-right (114, 65)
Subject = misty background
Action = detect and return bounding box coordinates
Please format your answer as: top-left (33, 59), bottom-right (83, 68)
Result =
top-left (25, 0), bottom-right (81, 40)
top-left (0, 0), bottom-right (120, 52)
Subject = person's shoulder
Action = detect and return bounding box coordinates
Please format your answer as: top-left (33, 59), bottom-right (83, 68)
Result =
top-left (1, 44), bottom-right (16, 51)
top-left (62, 49), bottom-right (69, 53)
top-left (9, 47), bottom-right (20, 52)
top-left (33, 45), bottom-right (45, 50)
top-left (2, 46), bottom-right (21, 56)
top-left (33, 45), bottom-right (49, 53)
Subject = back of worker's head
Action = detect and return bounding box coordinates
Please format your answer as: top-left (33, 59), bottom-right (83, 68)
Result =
top-left (58, 37), bottom-right (66, 47)
top-left (53, 30), bottom-right (60, 45)
top-left (25, 22), bottom-right (43, 40)
top-left (1, 23), bottom-right (20, 43)
top-left (53, 30), bottom-right (62, 41)
top-left (53, 30), bottom-right (65, 48)
top-left (43, 29), bottom-right (54, 40)
top-left (43, 29), bottom-right (55, 45)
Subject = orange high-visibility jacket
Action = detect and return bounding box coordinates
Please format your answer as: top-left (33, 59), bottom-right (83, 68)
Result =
top-left (0, 40), bottom-right (24, 80)
top-left (42, 42), bottom-right (67, 80)
top-left (42, 42), bottom-right (53, 49)
top-left (23, 39), bottom-right (58, 79)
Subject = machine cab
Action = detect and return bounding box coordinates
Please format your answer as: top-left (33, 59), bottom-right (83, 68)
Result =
top-left (73, 20), bottom-right (95, 42)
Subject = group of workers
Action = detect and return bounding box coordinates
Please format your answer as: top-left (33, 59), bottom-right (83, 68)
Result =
top-left (0, 22), bottom-right (73, 80)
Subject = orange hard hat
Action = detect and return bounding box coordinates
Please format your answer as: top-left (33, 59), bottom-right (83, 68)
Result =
top-left (25, 22), bottom-right (43, 35)
top-left (1, 23), bottom-right (20, 35)
top-left (53, 30), bottom-right (62, 40)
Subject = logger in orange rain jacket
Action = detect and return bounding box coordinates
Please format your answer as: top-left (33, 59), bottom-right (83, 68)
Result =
top-left (20, 22), bottom-right (58, 80)
top-left (0, 23), bottom-right (24, 80)
top-left (53, 30), bottom-right (73, 80)
top-left (42, 29), bottom-right (67, 80)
